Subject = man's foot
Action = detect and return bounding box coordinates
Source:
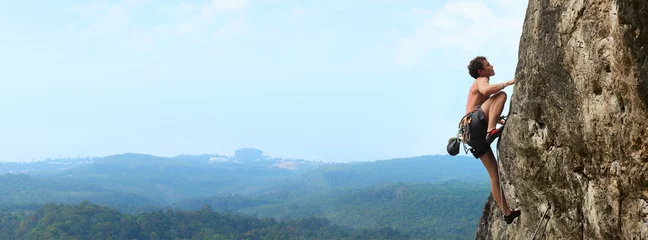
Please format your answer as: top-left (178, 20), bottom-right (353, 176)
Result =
top-left (504, 210), bottom-right (521, 224)
top-left (498, 115), bottom-right (507, 125)
top-left (486, 127), bottom-right (503, 143)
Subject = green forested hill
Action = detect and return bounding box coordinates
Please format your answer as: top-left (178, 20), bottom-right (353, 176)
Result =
top-left (255, 155), bottom-right (488, 195)
top-left (176, 181), bottom-right (490, 239)
top-left (0, 174), bottom-right (161, 213)
top-left (41, 153), bottom-right (320, 202)
top-left (0, 153), bottom-right (489, 239)
top-left (0, 202), bottom-right (409, 240)
top-left (3, 154), bottom-right (485, 206)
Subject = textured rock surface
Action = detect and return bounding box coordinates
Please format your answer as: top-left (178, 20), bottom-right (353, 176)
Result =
top-left (475, 0), bottom-right (648, 239)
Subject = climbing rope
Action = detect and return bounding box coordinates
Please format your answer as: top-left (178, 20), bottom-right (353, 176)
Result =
top-left (495, 114), bottom-right (552, 239)
top-left (531, 204), bottom-right (552, 240)
top-left (495, 118), bottom-right (508, 225)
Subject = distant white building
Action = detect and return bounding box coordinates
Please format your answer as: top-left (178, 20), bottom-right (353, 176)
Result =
top-left (209, 156), bottom-right (233, 163)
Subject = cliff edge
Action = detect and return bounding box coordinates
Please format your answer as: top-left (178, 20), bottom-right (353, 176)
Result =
top-left (476, 0), bottom-right (648, 239)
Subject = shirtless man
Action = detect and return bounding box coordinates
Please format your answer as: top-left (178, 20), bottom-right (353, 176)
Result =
top-left (464, 56), bottom-right (520, 224)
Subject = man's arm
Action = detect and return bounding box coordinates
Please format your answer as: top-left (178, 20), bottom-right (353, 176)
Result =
top-left (477, 78), bottom-right (515, 96)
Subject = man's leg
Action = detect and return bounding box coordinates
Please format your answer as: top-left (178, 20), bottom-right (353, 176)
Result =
top-left (479, 148), bottom-right (511, 216)
top-left (480, 92), bottom-right (508, 132)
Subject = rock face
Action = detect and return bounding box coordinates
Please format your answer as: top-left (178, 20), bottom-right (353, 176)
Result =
top-left (475, 0), bottom-right (648, 239)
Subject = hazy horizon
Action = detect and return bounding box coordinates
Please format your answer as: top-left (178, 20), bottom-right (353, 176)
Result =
top-left (1, 0), bottom-right (527, 162)
top-left (2, 149), bottom-right (469, 163)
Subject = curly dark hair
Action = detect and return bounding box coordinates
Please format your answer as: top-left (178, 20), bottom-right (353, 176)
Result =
top-left (467, 56), bottom-right (487, 79)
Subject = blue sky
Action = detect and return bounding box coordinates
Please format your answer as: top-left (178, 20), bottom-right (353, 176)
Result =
top-left (0, 0), bottom-right (528, 162)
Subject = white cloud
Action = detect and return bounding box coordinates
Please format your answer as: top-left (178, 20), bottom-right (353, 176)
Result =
top-left (212, 0), bottom-right (246, 11)
top-left (71, 1), bottom-right (108, 17)
top-left (394, 0), bottom-right (527, 65)
top-left (177, 0), bottom-right (246, 13)
top-left (68, 0), bottom-right (248, 50)
top-left (71, 0), bottom-right (149, 33)
top-left (127, 33), bottom-right (153, 51)
top-left (277, 7), bottom-right (308, 21)
top-left (174, 0), bottom-right (247, 35)
top-left (293, 8), bottom-right (307, 17)
top-left (88, 1), bottom-right (136, 33)
top-left (400, 8), bottom-right (433, 20)
top-left (69, 0), bottom-right (155, 50)
top-left (212, 19), bottom-right (247, 38)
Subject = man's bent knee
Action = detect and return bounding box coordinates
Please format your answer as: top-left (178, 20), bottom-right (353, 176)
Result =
top-left (494, 91), bottom-right (507, 100)
top-left (488, 92), bottom-right (507, 105)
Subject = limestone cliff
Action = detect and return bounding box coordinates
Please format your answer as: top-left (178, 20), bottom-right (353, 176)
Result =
top-left (475, 0), bottom-right (648, 239)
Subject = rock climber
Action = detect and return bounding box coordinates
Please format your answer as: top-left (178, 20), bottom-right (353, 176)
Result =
top-left (463, 55), bottom-right (521, 224)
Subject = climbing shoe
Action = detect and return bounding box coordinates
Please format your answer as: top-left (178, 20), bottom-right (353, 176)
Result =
top-left (504, 210), bottom-right (521, 224)
top-left (486, 127), bottom-right (503, 144)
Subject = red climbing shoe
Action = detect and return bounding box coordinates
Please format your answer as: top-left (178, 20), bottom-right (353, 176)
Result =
top-left (486, 126), bottom-right (503, 144)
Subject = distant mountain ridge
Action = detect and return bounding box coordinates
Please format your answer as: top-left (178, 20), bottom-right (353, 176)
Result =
top-left (0, 151), bottom-right (485, 203)
top-left (0, 151), bottom-right (488, 239)
top-left (0, 149), bottom-right (323, 174)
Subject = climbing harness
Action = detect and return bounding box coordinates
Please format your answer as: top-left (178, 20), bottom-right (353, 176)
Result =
top-left (447, 112), bottom-right (474, 156)
top-left (448, 113), bottom-right (507, 156)
top-left (459, 112), bottom-right (474, 147)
